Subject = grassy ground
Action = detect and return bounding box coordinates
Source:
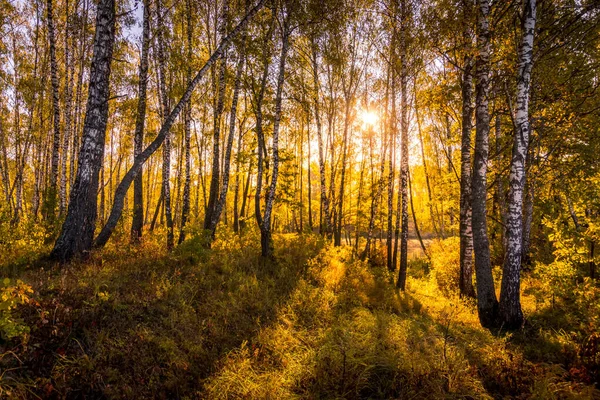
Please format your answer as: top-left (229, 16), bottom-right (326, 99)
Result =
top-left (0, 230), bottom-right (599, 399)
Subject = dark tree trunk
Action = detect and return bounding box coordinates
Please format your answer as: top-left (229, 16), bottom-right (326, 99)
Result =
top-left (51, 0), bottom-right (116, 262)
top-left (208, 22), bottom-right (246, 239)
top-left (155, 0), bottom-right (174, 250)
top-left (204, 0), bottom-right (229, 233)
top-left (409, 169), bottom-right (428, 259)
top-left (179, 0), bottom-right (193, 244)
top-left (397, 0), bottom-right (409, 290)
top-left (311, 41), bottom-right (332, 237)
top-left (131, 0), bottom-right (150, 242)
top-left (472, 0), bottom-right (498, 327)
top-left (46, 0), bottom-right (61, 218)
top-left (386, 69), bottom-right (396, 271)
top-left (590, 241), bottom-right (596, 280)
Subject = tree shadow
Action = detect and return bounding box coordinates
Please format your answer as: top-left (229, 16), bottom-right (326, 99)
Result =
top-left (3, 233), bottom-right (319, 399)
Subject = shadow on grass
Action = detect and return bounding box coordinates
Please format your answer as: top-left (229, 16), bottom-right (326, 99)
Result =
top-left (207, 250), bottom-right (598, 399)
top-left (1, 232), bottom-right (323, 399)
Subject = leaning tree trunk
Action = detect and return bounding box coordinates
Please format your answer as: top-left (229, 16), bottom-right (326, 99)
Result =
top-left (131, 0), bottom-right (150, 242)
top-left (498, 0), bottom-right (536, 330)
top-left (459, 0), bottom-right (476, 299)
top-left (46, 0), bottom-right (61, 218)
top-left (472, 0), bottom-right (498, 328)
top-left (50, 0), bottom-right (116, 262)
top-left (94, 0), bottom-right (266, 249)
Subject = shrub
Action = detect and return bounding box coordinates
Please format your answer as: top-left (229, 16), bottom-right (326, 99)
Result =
top-left (429, 237), bottom-right (461, 296)
top-left (0, 278), bottom-right (33, 342)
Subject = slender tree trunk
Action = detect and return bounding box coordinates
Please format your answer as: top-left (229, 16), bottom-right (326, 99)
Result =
top-left (131, 0), bottom-right (150, 242)
top-left (363, 129), bottom-right (381, 260)
top-left (179, 0), bottom-right (193, 244)
top-left (0, 119), bottom-right (12, 215)
top-left (397, 0), bottom-right (409, 290)
top-left (459, 0), bottom-right (476, 298)
top-left (239, 156), bottom-right (252, 231)
top-left (409, 168), bottom-right (428, 259)
top-left (156, 0), bottom-right (174, 250)
top-left (414, 87), bottom-right (439, 238)
top-left (355, 157), bottom-right (366, 253)
top-left (498, 0), bottom-right (536, 330)
top-left (261, 13), bottom-right (291, 258)
top-left (387, 42), bottom-right (397, 270)
top-left (233, 124), bottom-right (243, 233)
top-left (495, 113), bottom-right (507, 256)
top-left (335, 100), bottom-right (352, 247)
top-left (71, 0), bottom-right (90, 190)
top-left (50, 0), bottom-right (116, 262)
top-left (60, 0), bottom-right (74, 215)
top-left (307, 111), bottom-right (313, 231)
top-left (472, 0), bottom-right (498, 327)
top-left (590, 240), bottom-right (596, 280)
top-left (521, 175), bottom-right (534, 265)
top-left (205, 0), bottom-right (229, 233)
top-left (47, 0), bottom-right (61, 217)
top-left (209, 32), bottom-right (246, 238)
top-left (311, 41), bottom-right (332, 237)
top-left (94, 0), bottom-right (265, 249)
top-left (254, 16), bottom-right (275, 230)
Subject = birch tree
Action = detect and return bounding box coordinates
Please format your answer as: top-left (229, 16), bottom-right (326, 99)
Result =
top-left (498, 0), bottom-right (537, 329)
top-left (471, 0), bottom-right (498, 327)
top-left (51, 0), bottom-right (116, 262)
top-left (131, 0), bottom-right (151, 242)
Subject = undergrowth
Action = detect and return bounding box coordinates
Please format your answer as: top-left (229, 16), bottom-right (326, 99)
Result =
top-left (0, 232), bottom-right (598, 399)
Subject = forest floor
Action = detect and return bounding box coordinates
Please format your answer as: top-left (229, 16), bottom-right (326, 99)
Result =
top-left (1, 231), bottom-right (599, 399)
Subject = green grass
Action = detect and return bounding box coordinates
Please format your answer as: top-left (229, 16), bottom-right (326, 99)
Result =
top-left (0, 231), bottom-right (599, 399)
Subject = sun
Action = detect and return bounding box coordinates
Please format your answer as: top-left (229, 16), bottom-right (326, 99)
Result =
top-left (360, 109), bottom-right (379, 127)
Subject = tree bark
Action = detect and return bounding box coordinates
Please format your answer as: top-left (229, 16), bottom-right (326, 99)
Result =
top-left (51, 0), bottom-right (116, 262)
top-left (472, 0), bottom-right (498, 327)
top-left (311, 41), bottom-right (332, 237)
top-left (409, 168), bottom-right (428, 259)
top-left (521, 174), bottom-right (534, 265)
top-left (155, 0), bottom-right (174, 250)
top-left (459, 0), bottom-right (476, 299)
top-left (397, 0), bottom-right (409, 290)
top-left (260, 12), bottom-right (291, 258)
top-left (208, 30), bottom-right (246, 238)
top-left (254, 15), bottom-right (275, 230)
top-left (179, 0), bottom-right (193, 244)
top-left (46, 0), bottom-right (61, 217)
top-left (131, 0), bottom-right (150, 242)
top-left (498, 0), bottom-right (536, 330)
top-left (60, 0), bottom-right (74, 216)
top-left (204, 0), bottom-right (229, 233)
